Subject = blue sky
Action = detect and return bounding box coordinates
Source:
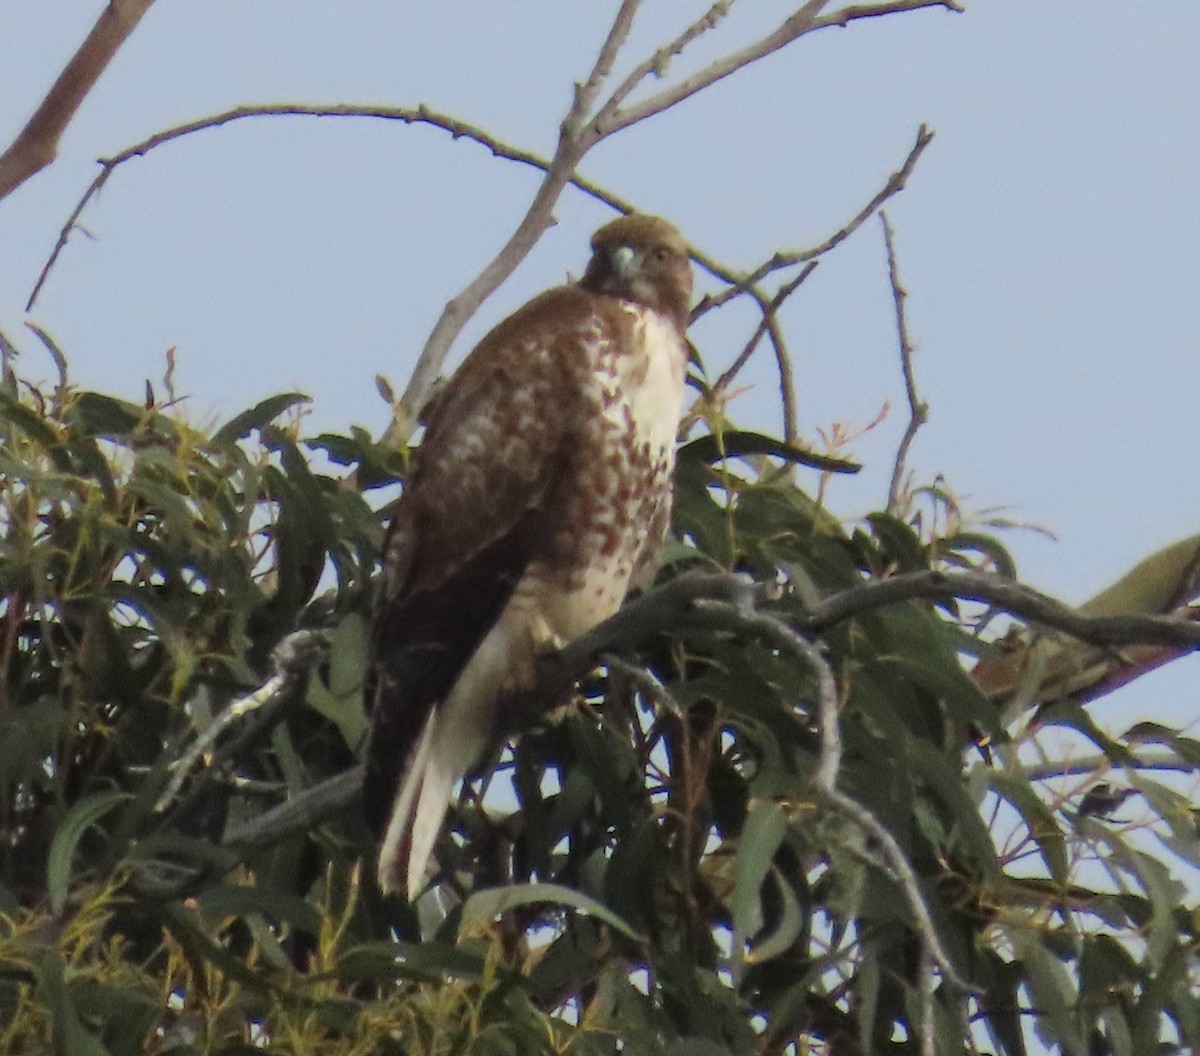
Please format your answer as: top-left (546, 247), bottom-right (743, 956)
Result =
top-left (2, 0), bottom-right (1198, 725)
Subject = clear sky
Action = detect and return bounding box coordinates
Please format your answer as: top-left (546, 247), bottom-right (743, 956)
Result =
top-left (2, 0), bottom-right (1198, 727)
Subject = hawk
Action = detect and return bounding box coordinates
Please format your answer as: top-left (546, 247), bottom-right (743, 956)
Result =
top-left (365, 214), bottom-right (693, 899)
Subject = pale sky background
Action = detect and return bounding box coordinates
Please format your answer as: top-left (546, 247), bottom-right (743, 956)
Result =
top-left (1, 3), bottom-right (1198, 729)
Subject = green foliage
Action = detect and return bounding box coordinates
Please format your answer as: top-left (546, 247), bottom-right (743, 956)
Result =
top-left (2, 347), bottom-right (1199, 1055)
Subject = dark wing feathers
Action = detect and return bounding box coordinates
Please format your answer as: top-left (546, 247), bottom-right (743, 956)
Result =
top-left (363, 289), bottom-right (594, 834)
top-left (362, 507), bottom-right (543, 835)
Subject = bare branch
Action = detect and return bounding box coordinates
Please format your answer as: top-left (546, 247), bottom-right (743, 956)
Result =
top-left (804, 569), bottom-right (1200, 653)
top-left (881, 211), bottom-right (928, 514)
top-left (691, 125), bottom-right (935, 318)
top-left (814, 0), bottom-right (965, 30)
top-left (706, 263), bottom-right (819, 443)
top-left (595, 1), bottom-right (737, 128)
top-left (602, 1), bottom-right (957, 137)
top-left (156, 629), bottom-right (329, 813)
top-left (27, 103), bottom-right (622, 312)
top-left (391, 0), bottom-right (660, 435)
top-left (0, 0), bottom-right (159, 202)
top-left (828, 787), bottom-right (976, 992)
top-left (224, 767), bottom-right (362, 851)
top-left (763, 315), bottom-right (800, 445)
top-left (601, 1), bottom-right (833, 136)
top-left (573, 0), bottom-right (646, 123)
top-left (1018, 748), bottom-right (1200, 784)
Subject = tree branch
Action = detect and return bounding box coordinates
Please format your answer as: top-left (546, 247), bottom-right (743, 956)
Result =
top-left (803, 569), bottom-right (1200, 652)
top-left (601, 1), bottom-right (958, 137)
top-left (0, 0), bottom-right (159, 202)
top-left (27, 103), bottom-right (626, 312)
top-left (594, 1), bottom-right (737, 129)
top-left (601, 1), bottom-right (834, 136)
top-left (880, 211), bottom-right (928, 515)
top-left (156, 629), bottom-right (329, 813)
top-left (704, 264), bottom-right (818, 444)
top-left (831, 788), bottom-right (976, 991)
top-left (572, 0), bottom-right (647, 126)
top-left (223, 766), bottom-right (362, 851)
top-left (691, 125), bottom-right (935, 319)
top-left (813, 0), bottom-right (965, 30)
top-left (221, 573), bottom-right (767, 850)
top-left (1017, 748), bottom-right (1200, 784)
top-left (221, 569), bottom-right (1200, 851)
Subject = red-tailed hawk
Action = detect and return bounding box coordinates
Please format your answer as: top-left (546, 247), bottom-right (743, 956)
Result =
top-left (365, 215), bottom-right (693, 899)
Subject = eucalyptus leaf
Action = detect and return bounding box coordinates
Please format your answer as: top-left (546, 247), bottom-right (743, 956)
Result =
top-left (459, 883), bottom-right (643, 944)
top-left (47, 790), bottom-right (132, 915)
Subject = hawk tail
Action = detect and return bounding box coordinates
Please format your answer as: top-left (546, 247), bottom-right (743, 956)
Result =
top-left (377, 708), bottom-right (453, 899)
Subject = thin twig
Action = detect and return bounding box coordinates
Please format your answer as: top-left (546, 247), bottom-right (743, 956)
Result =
top-left (576, 0), bottom-right (646, 113)
top-left (881, 211), bottom-right (928, 515)
top-left (764, 314), bottom-right (800, 445)
top-left (26, 102), bottom-right (621, 312)
top-left (709, 262), bottom-right (819, 441)
top-left (155, 629), bottom-right (329, 813)
top-left (827, 787), bottom-right (976, 993)
top-left (602, 1), bottom-right (958, 137)
top-left (0, 0), bottom-right (159, 201)
top-left (1017, 748), bottom-right (1199, 784)
top-left (691, 125), bottom-right (934, 319)
top-left (692, 598), bottom-right (840, 792)
top-left (595, 1), bottom-right (738, 130)
top-left (813, 0), bottom-right (965, 30)
top-left (602, 1), bottom-right (834, 135)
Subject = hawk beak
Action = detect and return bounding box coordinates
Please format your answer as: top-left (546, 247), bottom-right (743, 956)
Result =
top-left (610, 245), bottom-right (637, 279)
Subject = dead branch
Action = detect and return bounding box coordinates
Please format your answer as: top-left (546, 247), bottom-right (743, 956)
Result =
top-left (804, 569), bottom-right (1200, 652)
top-left (0, 0), bottom-right (159, 202)
top-left (391, 0), bottom-right (655, 436)
top-left (814, 0), bottom-right (965, 29)
top-left (594, 1), bottom-right (739, 128)
top-left (156, 629), bottom-right (329, 813)
top-left (27, 103), bottom-right (622, 312)
top-left (398, 0), bottom-right (956, 432)
top-left (881, 211), bottom-right (928, 514)
top-left (692, 125), bottom-right (935, 318)
top-left (707, 262), bottom-right (819, 442)
top-left (599, 1), bottom-right (835, 135)
top-left (224, 767), bottom-right (362, 851)
top-left (29, 2), bottom-right (955, 452)
top-left (1017, 748), bottom-right (1199, 784)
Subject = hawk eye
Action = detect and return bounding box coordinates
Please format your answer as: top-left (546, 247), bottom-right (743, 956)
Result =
top-left (649, 246), bottom-right (672, 265)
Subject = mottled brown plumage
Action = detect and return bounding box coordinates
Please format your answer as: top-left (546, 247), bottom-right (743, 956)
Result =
top-left (366, 215), bottom-right (693, 898)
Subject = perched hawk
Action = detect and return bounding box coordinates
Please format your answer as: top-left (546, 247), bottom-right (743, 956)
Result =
top-left (365, 215), bottom-right (693, 899)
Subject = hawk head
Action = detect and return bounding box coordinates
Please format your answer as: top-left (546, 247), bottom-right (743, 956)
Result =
top-left (581, 214), bottom-right (693, 331)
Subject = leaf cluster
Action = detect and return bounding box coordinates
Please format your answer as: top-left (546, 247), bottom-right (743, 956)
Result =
top-left (1, 343), bottom-right (1198, 1056)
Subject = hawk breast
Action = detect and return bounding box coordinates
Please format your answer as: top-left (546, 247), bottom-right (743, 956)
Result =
top-left (521, 301), bottom-right (686, 642)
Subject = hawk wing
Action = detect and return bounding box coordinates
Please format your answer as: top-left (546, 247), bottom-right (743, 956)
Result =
top-left (363, 288), bottom-right (588, 863)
